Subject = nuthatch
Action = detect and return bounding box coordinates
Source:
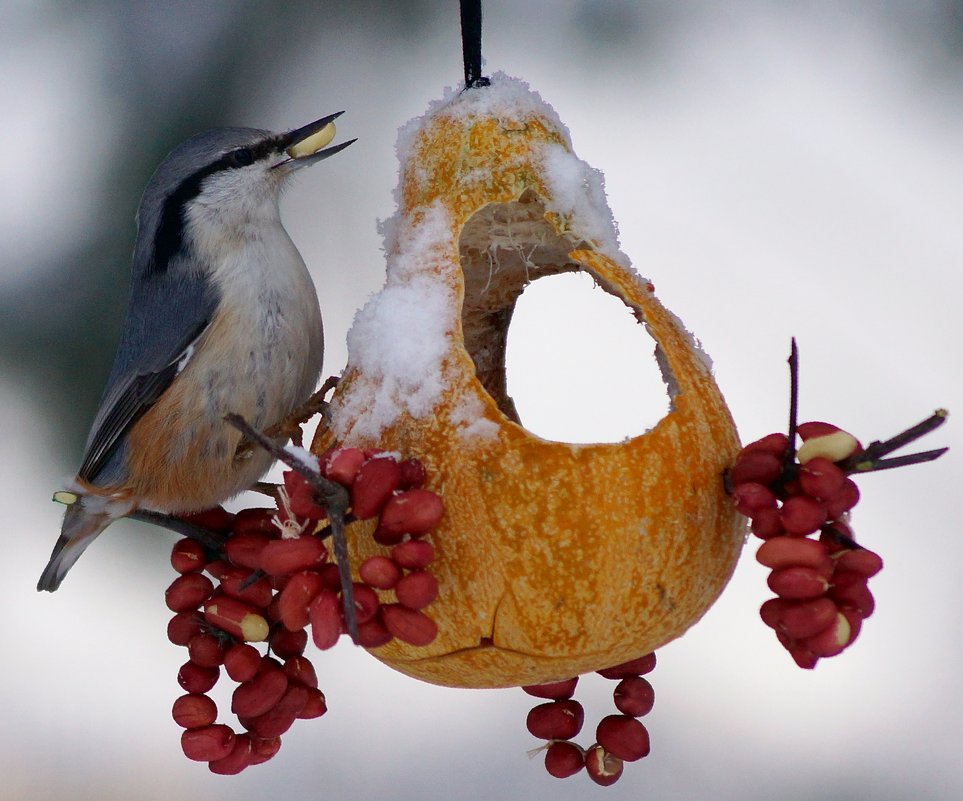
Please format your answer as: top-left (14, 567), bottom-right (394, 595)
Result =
top-left (38, 112), bottom-right (354, 592)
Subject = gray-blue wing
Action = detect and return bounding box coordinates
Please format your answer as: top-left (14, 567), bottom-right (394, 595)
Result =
top-left (77, 266), bottom-right (217, 484)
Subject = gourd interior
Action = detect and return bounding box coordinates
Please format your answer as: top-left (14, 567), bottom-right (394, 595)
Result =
top-left (460, 190), bottom-right (611, 426)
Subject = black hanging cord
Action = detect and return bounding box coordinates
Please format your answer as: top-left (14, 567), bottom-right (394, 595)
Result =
top-left (460, 0), bottom-right (490, 88)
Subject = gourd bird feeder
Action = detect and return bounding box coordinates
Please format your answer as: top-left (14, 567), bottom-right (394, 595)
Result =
top-left (314, 74), bottom-right (744, 688)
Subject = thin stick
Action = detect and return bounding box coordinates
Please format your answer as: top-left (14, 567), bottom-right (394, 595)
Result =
top-left (786, 337), bottom-right (800, 464)
top-left (250, 481), bottom-right (282, 502)
top-left (840, 409), bottom-right (949, 475)
top-left (821, 521), bottom-right (862, 551)
top-left (854, 409), bottom-right (948, 462)
top-left (848, 447), bottom-right (949, 474)
top-left (328, 506), bottom-right (356, 641)
top-left (225, 414), bottom-right (345, 511)
top-left (224, 413), bottom-right (360, 644)
top-left (129, 510), bottom-right (228, 553)
top-left (263, 375), bottom-right (341, 446)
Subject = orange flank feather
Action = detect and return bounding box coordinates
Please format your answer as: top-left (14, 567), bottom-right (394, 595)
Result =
top-left (114, 304), bottom-right (276, 513)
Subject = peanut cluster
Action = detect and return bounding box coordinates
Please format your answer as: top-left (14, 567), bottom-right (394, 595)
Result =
top-left (523, 653), bottom-right (656, 786)
top-left (731, 423), bottom-right (882, 668)
top-left (165, 449), bottom-right (443, 773)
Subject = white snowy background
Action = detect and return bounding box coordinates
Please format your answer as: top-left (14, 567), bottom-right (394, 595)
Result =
top-left (1, 2), bottom-right (960, 800)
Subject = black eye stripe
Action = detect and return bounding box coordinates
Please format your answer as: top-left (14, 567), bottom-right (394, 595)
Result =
top-left (149, 137), bottom-right (283, 275)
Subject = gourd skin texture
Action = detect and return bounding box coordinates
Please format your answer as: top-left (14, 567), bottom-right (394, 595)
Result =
top-left (317, 86), bottom-right (743, 689)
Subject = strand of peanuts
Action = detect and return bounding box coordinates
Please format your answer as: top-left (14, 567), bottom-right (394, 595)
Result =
top-left (164, 448), bottom-right (444, 774)
top-left (518, 420), bottom-right (885, 786)
top-left (730, 422), bottom-right (882, 669)
top-left (161, 405), bottom-right (941, 779)
top-left (521, 653), bottom-right (657, 786)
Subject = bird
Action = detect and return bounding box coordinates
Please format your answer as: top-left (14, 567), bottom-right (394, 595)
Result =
top-left (37, 112), bottom-right (354, 592)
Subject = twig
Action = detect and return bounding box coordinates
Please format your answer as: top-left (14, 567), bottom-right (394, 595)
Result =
top-left (250, 481), bottom-right (282, 502)
top-left (860, 409), bottom-right (948, 460)
top-left (263, 375), bottom-right (341, 446)
top-left (723, 344), bottom-right (950, 495)
top-left (311, 513), bottom-right (358, 541)
top-left (129, 509), bottom-right (228, 553)
top-left (847, 447), bottom-right (949, 474)
top-left (224, 413), bottom-right (360, 644)
top-left (238, 568), bottom-right (266, 592)
top-left (765, 338), bottom-right (801, 495)
top-left (786, 338), bottom-right (799, 465)
top-left (821, 521), bottom-right (862, 551)
top-left (841, 409), bottom-right (949, 474)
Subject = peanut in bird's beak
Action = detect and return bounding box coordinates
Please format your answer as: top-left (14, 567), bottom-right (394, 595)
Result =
top-left (287, 121), bottom-right (337, 158)
top-left (276, 111), bottom-right (356, 169)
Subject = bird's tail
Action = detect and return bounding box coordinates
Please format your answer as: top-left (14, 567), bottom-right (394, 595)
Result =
top-left (37, 491), bottom-right (133, 592)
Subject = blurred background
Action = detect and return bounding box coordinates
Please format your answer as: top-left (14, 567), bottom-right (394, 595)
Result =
top-left (2, 1), bottom-right (961, 799)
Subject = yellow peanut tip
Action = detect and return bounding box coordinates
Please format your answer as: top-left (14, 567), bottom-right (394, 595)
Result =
top-left (797, 431), bottom-right (859, 464)
top-left (52, 491), bottom-right (78, 506)
top-left (286, 122), bottom-right (336, 159)
top-left (833, 613), bottom-right (852, 647)
top-left (240, 612), bottom-right (270, 643)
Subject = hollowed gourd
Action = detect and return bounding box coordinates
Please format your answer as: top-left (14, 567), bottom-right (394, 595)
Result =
top-left (314, 75), bottom-right (743, 688)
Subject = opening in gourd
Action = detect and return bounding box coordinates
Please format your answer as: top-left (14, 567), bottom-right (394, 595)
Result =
top-left (458, 192), bottom-right (671, 443)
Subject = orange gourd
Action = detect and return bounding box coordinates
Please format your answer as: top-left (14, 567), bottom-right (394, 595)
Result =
top-left (313, 75), bottom-right (743, 688)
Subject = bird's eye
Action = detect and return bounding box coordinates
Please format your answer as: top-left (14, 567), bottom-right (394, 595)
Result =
top-left (229, 148), bottom-right (254, 167)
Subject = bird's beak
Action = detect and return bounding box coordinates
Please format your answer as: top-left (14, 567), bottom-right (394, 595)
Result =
top-left (275, 111), bottom-right (356, 170)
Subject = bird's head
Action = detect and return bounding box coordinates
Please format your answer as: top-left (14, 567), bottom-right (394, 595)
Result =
top-left (136, 112), bottom-right (354, 275)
